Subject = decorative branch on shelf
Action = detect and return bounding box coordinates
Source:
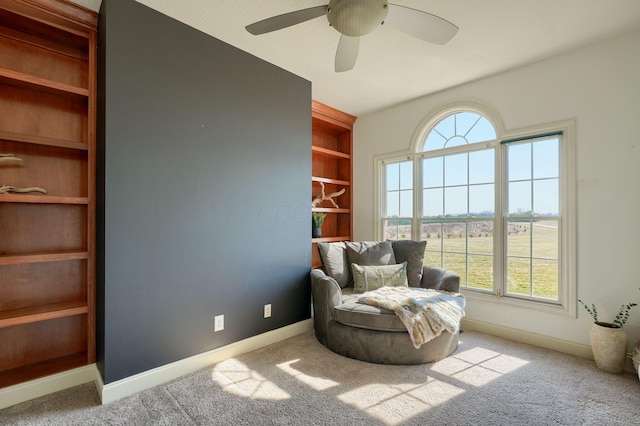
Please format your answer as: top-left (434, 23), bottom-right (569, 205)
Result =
top-left (0, 185), bottom-right (47, 195)
top-left (0, 153), bottom-right (24, 166)
top-left (312, 181), bottom-right (345, 208)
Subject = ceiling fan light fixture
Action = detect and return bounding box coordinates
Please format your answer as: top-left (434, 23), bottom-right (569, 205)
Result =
top-left (245, 1), bottom-right (458, 73)
top-left (327, 0), bottom-right (388, 37)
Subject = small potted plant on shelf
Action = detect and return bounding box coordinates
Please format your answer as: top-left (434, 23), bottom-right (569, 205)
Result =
top-left (312, 212), bottom-right (326, 238)
top-left (579, 298), bottom-right (637, 374)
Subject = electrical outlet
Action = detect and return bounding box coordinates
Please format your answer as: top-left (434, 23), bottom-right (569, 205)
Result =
top-left (264, 304), bottom-right (271, 318)
top-left (214, 314), bottom-right (224, 332)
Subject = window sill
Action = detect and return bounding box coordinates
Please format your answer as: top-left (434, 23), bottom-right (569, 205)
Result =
top-left (461, 288), bottom-right (574, 317)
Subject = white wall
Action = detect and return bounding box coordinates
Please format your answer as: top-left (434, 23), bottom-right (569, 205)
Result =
top-left (353, 29), bottom-right (640, 350)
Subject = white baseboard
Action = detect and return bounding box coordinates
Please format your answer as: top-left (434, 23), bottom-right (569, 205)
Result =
top-left (461, 318), bottom-right (636, 372)
top-left (0, 365), bottom-right (96, 410)
top-left (1, 319), bottom-right (313, 410)
top-left (461, 318), bottom-right (593, 358)
top-left (99, 319), bottom-right (313, 404)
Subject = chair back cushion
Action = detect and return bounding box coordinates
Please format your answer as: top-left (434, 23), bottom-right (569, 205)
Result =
top-left (318, 240), bottom-right (424, 289)
top-left (317, 242), bottom-right (351, 288)
top-left (391, 240), bottom-right (427, 287)
top-left (345, 241), bottom-right (396, 267)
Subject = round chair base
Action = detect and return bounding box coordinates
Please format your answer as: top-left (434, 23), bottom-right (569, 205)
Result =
top-left (319, 320), bottom-right (459, 365)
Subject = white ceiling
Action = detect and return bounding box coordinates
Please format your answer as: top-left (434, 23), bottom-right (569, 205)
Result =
top-left (71, 0), bottom-right (640, 116)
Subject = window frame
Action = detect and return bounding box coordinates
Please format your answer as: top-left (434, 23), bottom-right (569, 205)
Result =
top-left (374, 103), bottom-right (576, 316)
top-left (377, 153), bottom-right (415, 243)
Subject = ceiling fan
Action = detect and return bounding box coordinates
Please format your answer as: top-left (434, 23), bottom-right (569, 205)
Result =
top-left (245, 0), bottom-right (458, 72)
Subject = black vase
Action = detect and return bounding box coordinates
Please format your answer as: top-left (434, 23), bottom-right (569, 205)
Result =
top-left (312, 227), bottom-right (322, 238)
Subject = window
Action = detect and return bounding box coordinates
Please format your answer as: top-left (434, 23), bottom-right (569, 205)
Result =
top-left (419, 112), bottom-right (496, 292)
top-left (504, 136), bottom-right (560, 300)
top-left (383, 160), bottom-right (413, 240)
top-left (377, 104), bottom-right (575, 314)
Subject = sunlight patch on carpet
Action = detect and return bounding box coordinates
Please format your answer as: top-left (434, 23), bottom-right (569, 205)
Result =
top-left (338, 380), bottom-right (465, 425)
top-left (451, 365), bottom-right (503, 387)
top-left (408, 380), bottom-right (466, 406)
top-left (367, 393), bottom-right (430, 425)
top-left (479, 353), bottom-right (529, 374)
top-left (455, 347), bottom-right (502, 364)
top-left (429, 356), bottom-right (475, 375)
top-left (277, 359), bottom-right (340, 391)
top-left (211, 359), bottom-right (290, 400)
top-left (438, 346), bottom-right (529, 387)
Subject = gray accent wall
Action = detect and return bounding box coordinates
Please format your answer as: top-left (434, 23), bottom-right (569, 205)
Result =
top-left (97, 0), bottom-right (311, 384)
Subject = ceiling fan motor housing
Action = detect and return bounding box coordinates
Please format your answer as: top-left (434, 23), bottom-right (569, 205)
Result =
top-left (327, 0), bottom-right (389, 36)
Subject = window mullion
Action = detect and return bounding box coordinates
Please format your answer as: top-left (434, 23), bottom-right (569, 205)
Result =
top-left (529, 151), bottom-right (534, 297)
top-left (376, 159), bottom-right (386, 241)
top-left (413, 154), bottom-right (421, 241)
top-left (465, 153), bottom-right (470, 285)
top-left (496, 142), bottom-right (506, 297)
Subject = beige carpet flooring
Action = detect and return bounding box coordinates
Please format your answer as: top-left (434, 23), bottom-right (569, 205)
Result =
top-left (1, 330), bottom-right (638, 425)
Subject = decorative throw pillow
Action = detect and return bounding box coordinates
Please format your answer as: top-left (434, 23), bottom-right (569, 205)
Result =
top-left (351, 262), bottom-right (409, 293)
top-left (391, 240), bottom-right (427, 288)
top-left (345, 241), bottom-right (396, 269)
top-left (317, 242), bottom-right (351, 288)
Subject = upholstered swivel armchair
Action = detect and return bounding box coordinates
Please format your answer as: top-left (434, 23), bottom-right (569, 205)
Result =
top-left (311, 240), bottom-right (461, 364)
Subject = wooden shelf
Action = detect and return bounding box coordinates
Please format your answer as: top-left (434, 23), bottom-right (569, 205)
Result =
top-left (0, 194), bottom-right (88, 204)
top-left (0, 352), bottom-right (87, 389)
top-left (0, 67), bottom-right (88, 98)
top-left (312, 236), bottom-right (350, 243)
top-left (0, 130), bottom-right (88, 150)
top-left (0, 251), bottom-right (89, 266)
top-left (312, 145), bottom-right (351, 159)
top-left (0, 302), bottom-right (87, 329)
top-left (312, 207), bottom-right (350, 214)
top-left (312, 176), bottom-right (350, 186)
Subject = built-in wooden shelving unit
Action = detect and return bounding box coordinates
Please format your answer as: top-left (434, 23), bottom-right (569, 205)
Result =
top-left (311, 101), bottom-right (356, 268)
top-left (0, 0), bottom-right (97, 389)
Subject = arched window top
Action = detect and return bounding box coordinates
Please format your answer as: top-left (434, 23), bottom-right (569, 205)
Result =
top-left (422, 111), bottom-right (497, 152)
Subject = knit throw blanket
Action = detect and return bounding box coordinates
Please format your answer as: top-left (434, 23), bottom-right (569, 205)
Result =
top-left (357, 286), bottom-right (466, 349)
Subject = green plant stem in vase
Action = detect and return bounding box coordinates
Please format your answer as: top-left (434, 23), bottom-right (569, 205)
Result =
top-left (578, 300), bottom-right (637, 328)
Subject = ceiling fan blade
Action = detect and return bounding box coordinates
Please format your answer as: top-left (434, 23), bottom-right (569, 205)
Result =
top-left (245, 5), bottom-right (328, 35)
top-left (386, 3), bottom-right (458, 45)
top-left (335, 35), bottom-right (360, 72)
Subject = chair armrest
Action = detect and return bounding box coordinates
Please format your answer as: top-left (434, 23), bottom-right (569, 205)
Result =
top-left (310, 268), bottom-right (343, 345)
top-left (420, 266), bottom-right (461, 293)
top-left (311, 269), bottom-right (343, 314)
